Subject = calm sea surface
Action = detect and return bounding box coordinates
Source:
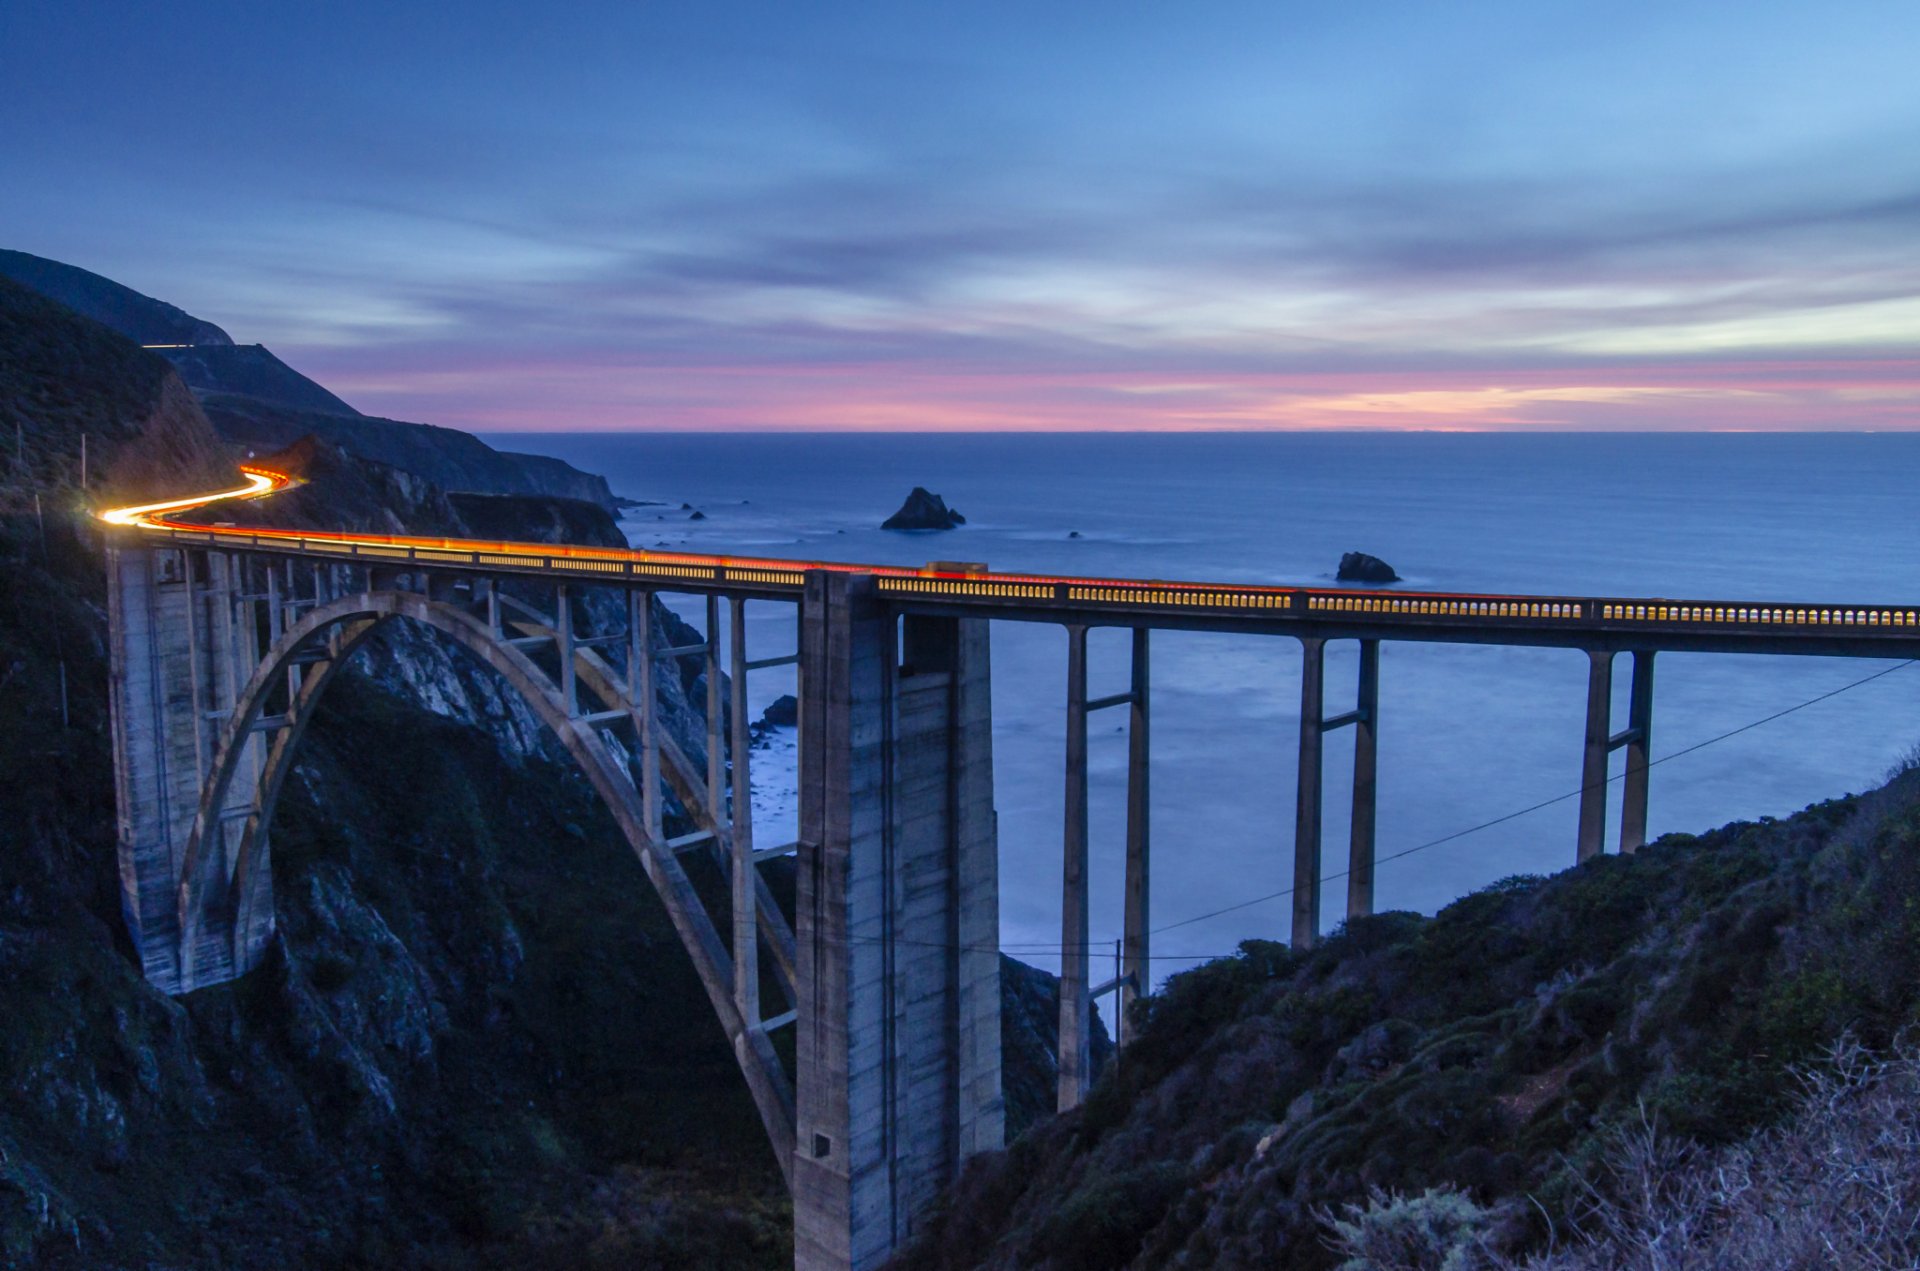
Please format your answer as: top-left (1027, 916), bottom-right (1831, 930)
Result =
top-left (490, 432), bottom-right (1920, 982)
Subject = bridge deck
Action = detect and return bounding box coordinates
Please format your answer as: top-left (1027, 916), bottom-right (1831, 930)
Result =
top-left (104, 465), bottom-right (1920, 657)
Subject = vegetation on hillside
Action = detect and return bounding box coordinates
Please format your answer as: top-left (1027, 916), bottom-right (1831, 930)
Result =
top-left (896, 767), bottom-right (1920, 1270)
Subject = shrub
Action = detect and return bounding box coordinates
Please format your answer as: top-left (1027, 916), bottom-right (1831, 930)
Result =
top-left (1323, 1186), bottom-right (1499, 1271)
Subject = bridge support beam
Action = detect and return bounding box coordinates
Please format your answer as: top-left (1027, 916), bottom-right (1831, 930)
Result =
top-left (729, 596), bottom-right (759, 1025)
top-left (795, 572), bottom-right (1003, 1271)
top-left (1577, 649), bottom-right (1614, 862)
top-left (1347, 638), bottom-right (1380, 920)
top-left (107, 545), bottom-right (267, 992)
top-left (1294, 637), bottom-right (1382, 945)
top-left (1058, 624), bottom-right (1091, 1109)
top-left (1619, 651), bottom-right (1656, 853)
top-left (1120, 628), bottom-right (1150, 1047)
top-left (1293, 637), bottom-right (1326, 947)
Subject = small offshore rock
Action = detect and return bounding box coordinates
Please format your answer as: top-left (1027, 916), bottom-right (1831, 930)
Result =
top-left (760, 694), bottom-right (799, 727)
top-left (882, 487), bottom-right (966, 530)
top-left (1337, 551), bottom-right (1400, 583)
top-left (688, 510), bottom-right (706, 521)
top-left (1068, 530), bottom-right (1082, 539)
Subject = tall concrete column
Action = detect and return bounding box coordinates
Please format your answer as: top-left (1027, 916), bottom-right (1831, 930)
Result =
top-left (1058, 624), bottom-right (1091, 1110)
top-left (1346, 639), bottom-right (1380, 920)
top-left (706, 594), bottom-right (725, 829)
top-left (1293, 636), bottom-right (1325, 948)
top-left (1120, 628), bottom-right (1150, 1046)
top-left (1619, 650), bottom-right (1656, 853)
top-left (1577, 649), bottom-right (1614, 862)
top-left (794, 573), bottom-right (1003, 1271)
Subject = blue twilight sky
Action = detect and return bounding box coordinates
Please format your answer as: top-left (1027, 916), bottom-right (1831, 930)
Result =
top-left (4, 1), bottom-right (1919, 430)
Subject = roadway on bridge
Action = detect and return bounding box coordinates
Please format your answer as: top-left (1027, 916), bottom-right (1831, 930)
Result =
top-left (99, 461), bottom-right (1920, 658)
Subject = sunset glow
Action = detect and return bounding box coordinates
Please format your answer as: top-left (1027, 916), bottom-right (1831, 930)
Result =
top-left (7, 1), bottom-right (1919, 432)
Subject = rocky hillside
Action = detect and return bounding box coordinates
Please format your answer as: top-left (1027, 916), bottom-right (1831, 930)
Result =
top-left (894, 771), bottom-right (1920, 1270)
top-left (0, 279), bottom-right (1089, 1267)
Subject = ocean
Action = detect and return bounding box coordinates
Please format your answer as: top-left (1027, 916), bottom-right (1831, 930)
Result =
top-left (490, 432), bottom-right (1920, 982)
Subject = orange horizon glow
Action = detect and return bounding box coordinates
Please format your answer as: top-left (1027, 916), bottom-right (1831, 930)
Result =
top-left (298, 355), bottom-right (1920, 436)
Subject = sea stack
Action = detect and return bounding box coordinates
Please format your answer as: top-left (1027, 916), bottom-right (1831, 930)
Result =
top-left (882, 487), bottom-right (966, 530)
top-left (1336, 551), bottom-right (1400, 583)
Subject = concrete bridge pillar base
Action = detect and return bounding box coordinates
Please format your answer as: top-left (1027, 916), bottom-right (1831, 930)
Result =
top-left (794, 571), bottom-right (1004, 1270)
top-left (108, 545), bottom-right (268, 993)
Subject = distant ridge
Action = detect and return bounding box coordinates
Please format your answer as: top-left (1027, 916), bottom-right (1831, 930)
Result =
top-left (4, 247), bottom-right (616, 509)
top-left (0, 248), bottom-right (234, 347)
top-left (0, 248), bottom-right (356, 416)
top-left (158, 343), bottom-right (360, 416)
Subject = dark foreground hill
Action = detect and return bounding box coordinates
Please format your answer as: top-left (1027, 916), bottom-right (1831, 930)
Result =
top-left (893, 769), bottom-right (1920, 1270)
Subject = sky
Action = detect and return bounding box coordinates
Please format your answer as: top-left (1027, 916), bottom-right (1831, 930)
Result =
top-left (4, 1), bottom-right (1919, 432)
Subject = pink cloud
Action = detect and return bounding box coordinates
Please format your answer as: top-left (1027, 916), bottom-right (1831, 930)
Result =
top-left (299, 350), bottom-right (1920, 433)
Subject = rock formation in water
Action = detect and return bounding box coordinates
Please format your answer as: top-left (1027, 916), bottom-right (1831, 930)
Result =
top-left (882, 486), bottom-right (966, 530)
top-left (1336, 550), bottom-right (1400, 583)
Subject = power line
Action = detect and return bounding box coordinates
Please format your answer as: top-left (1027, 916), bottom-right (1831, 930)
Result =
top-left (1148, 657), bottom-right (1918, 938)
top-left (823, 655), bottom-right (1916, 961)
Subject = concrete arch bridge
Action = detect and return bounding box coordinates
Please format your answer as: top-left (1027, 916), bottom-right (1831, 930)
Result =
top-left (101, 467), bottom-right (1920, 1269)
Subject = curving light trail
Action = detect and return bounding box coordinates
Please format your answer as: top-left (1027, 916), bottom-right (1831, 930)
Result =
top-left (98, 466), bottom-right (289, 527)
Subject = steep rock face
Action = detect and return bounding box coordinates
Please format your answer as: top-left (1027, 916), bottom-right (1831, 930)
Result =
top-left (497, 451), bottom-right (623, 510)
top-left (999, 955), bottom-right (1114, 1141)
top-left (0, 249), bottom-right (233, 348)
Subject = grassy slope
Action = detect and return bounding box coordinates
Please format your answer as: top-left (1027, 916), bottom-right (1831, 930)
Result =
top-left (897, 774), bottom-right (1920, 1271)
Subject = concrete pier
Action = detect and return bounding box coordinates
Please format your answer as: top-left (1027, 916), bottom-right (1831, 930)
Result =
top-left (1346, 639), bottom-right (1380, 920)
top-left (1120, 628), bottom-right (1150, 1046)
top-left (108, 546), bottom-right (268, 992)
top-left (1058, 624), bottom-right (1091, 1109)
top-left (1577, 649), bottom-right (1615, 862)
top-left (1619, 651), bottom-right (1656, 853)
top-left (794, 572), bottom-right (1003, 1270)
top-left (1292, 637), bottom-right (1326, 947)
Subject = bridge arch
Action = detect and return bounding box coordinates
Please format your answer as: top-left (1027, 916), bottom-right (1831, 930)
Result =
top-left (171, 585), bottom-right (797, 1179)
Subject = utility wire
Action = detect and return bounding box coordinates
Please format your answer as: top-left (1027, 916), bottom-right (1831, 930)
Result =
top-left (1148, 657), bottom-right (1918, 938)
top-left (822, 655), bottom-right (1916, 960)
